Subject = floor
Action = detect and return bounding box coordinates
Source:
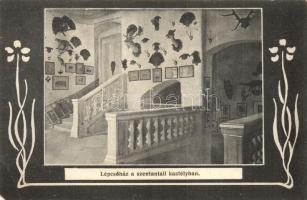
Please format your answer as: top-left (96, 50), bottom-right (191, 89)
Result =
top-left (45, 126), bottom-right (224, 165)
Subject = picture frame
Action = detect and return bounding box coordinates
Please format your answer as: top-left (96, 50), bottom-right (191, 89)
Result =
top-left (76, 76), bottom-right (86, 85)
top-left (139, 69), bottom-right (151, 80)
top-left (204, 76), bottom-right (211, 89)
top-left (165, 67), bottom-right (178, 79)
top-left (179, 65), bottom-right (194, 78)
top-left (128, 70), bottom-right (139, 81)
top-left (45, 61), bottom-right (55, 75)
top-left (237, 103), bottom-right (247, 117)
top-left (65, 63), bottom-right (76, 73)
top-left (85, 65), bottom-right (94, 75)
top-left (152, 68), bottom-right (162, 82)
top-left (220, 104), bottom-right (231, 120)
top-left (253, 101), bottom-right (263, 113)
top-left (46, 110), bottom-right (61, 125)
top-left (52, 76), bottom-right (69, 90)
top-left (76, 63), bottom-right (85, 74)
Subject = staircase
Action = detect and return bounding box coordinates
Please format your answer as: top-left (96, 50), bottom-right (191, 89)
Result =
top-left (53, 117), bottom-right (73, 133)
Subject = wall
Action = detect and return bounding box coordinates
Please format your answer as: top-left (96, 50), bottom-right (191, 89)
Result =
top-left (212, 42), bottom-right (262, 119)
top-left (121, 10), bottom-right (203, 110)
top-left (44, 10), bottom-right (95, 105)
top-left (203, 9), bottom-right (262, 77)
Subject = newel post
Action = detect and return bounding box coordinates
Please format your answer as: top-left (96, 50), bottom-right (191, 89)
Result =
top-left (104, 112), bottom-right (119, 164)
top-left (71, 99), bottom-right (86, 138)
top-left (220, 124), bottom-right (244, 164)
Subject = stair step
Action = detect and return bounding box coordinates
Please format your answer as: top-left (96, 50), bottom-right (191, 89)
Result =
top-left (62, 117), bottom-right (73, 125)
top-left (53, 124), bottom-right (71, 133)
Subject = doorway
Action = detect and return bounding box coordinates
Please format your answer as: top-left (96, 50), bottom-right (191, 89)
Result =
top-left (99, 33), bottom-right (122, 84)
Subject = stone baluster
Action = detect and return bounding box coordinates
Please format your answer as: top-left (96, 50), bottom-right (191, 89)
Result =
top-left (166, 118), bottom-right (172, 140)
top-left (128, 120), bottom-right (135, 151)
top-left (184, 115), bottom-right (189, 135)
top-left (178, 116), bottom-right (184, 136)
top-left (173, 117), bottom-right (178, 138)
top-left (189, 115), bottom-right (194, 134)
top-left (153, 117), bottom-right (159, 144)
top-left (160, 118), bottom-right (166, 141)
top-left (136, 119), bottom-right (143, 149)
top-left (145, 118), bottom-right (152, 147)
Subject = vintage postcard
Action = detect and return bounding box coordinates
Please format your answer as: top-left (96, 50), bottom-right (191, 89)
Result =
top-left (0, 1), bottom-right (306, 199)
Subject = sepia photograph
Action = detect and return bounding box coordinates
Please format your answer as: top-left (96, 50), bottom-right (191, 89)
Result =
top-left (1, 2), bottom-right (306, 199)
top-left (43, 8), bottom-right (263, 165)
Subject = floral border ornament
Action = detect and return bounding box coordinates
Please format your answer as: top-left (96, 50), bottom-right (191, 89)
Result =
top-left (269, 39), bottom-right (299, 189)
top-left (5, 38), bottom-right (300, 189)
top-left (5, 40), bottom-right (36, 188)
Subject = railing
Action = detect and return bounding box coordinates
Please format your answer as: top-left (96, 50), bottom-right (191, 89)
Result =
top-left (71, 73), bottom-right (127, 138)
top-left (219, 113), bottom-right (263, 164)
top-left (104, 106), bottom-right (210, 164)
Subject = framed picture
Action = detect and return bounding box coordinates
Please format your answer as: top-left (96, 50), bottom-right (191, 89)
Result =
top-left (76, 63), bottom-right (85, 74)
top-left (139, 69), bottom-right (151, 80)
top-left (85, 65), bottom-right (94, 75)
top-left (253, 101), bottom-right (263, 113)
top-left (220, 104), bottom-right (231, 120)
top-left (165, 67), bottom-right (178, 79)
top-left (179, 65), bottom-right (194, 78)
top-left (237, 103), bottom-right (247, 117)
top-left (45, 61), bottom-right (55, 75)
top-left (65, 63), bottom-right (76, 73)
top-left (152, 68), bottom-right (162, 82)
top-left (204, 76), bottom-right (211, 89)
top-left (46, 110), bottom-right (61, 125)
top-left (76, 76), bottom-right (86, 85)
top-left (52, 76), bottom-right (69, 90)
top-left (128, 70), bottom-right (139, 81)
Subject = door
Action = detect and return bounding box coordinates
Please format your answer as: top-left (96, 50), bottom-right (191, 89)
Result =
top-left (99, 34), bottom-right (122, 84)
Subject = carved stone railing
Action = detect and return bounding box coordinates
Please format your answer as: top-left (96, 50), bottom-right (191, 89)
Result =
top-left (104, 107), bottom-right (209, 164)
top-left (219, 114), bottom-right (263, 164)
top-left (71, 73), bottom-right (127, 138)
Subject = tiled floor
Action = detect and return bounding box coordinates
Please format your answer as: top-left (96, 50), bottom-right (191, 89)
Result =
top-left (45, 130), bottom-right (108, 165)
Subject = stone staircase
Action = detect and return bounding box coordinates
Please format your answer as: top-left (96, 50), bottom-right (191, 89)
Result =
top-left (53, 116), bottom-right (73, 133)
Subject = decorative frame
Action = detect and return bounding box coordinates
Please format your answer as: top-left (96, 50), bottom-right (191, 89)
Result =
top-left (85, 65), bottom-right (94, 75)
top-left (2, 17), bottom-right (302, 192)
top-left (128, 70), bottom-right (139, 81)
top-left (45, 61), bottom-right (55, 75)
top-left (179, 65), bottom-right (194, 78)
top-left (65, 63), bottom-right (76, 73)
top-left (220, 104), bottom-right (231, 120)
top-left (152, 68), bottom-right (162, 82)
top-left (52, 76), bottom-right (69, 90)
top-left (253, 101), bottom-right (263, 113)
top-left (139, 69), bottom-right (151, 80)
top-left (237, 103), bottom-right (247, 117)
top-left (75, 75), bottom-right (86, 85)
top-left (76, 63), bottom-right (85, 74)
top-left (165, 66), bottom-right (178, 79)
top-left (46, 110), bottom-right (61, 125)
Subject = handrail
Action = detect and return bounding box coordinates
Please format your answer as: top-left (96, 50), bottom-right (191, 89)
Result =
top-left (78, 73), bottom-right (124, 102)
top-left (71, 73), bottom-right (127, 138)
top-left (104, 106), bottom-right (210, 164)
top-left (220, 114), bottom-right (262, 164)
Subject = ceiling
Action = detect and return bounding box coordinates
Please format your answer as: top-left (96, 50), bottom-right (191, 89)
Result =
top-left (47, 9), bottom-right (118, 24)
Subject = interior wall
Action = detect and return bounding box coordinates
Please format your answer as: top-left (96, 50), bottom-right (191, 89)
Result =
top-left (204, 9), bottom-right (262, 77)
top-left (44, 10), bottom-right (95, 105)
top-left (213, 42), bottom-right (262, 119)
top-left (121, 10), bottom-right (203, 110)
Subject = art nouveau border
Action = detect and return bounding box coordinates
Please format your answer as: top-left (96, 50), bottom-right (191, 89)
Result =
top-left (4, 37), bottom-right (299, 189)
